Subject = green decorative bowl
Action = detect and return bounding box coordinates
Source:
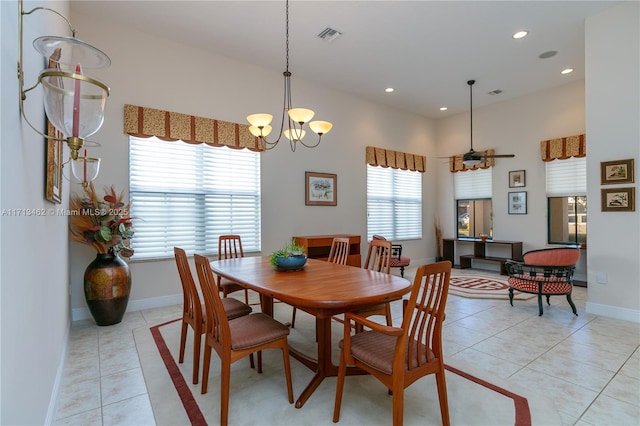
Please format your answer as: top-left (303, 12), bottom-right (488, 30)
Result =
top-left (274, 254), bottom-right (307, 270)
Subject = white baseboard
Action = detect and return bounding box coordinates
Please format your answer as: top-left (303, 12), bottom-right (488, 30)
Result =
top-left (586, 301), bottom-right (640, 323)
top-left (71, 293), bottom-right (183, 322)
top-left (45, 323), bottom-right (69, 425)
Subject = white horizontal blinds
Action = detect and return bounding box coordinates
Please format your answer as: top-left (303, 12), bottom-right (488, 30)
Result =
top-left (367, 165), bottom-right (422, 241)
top-left (129, 136), bottom-right (261, 260)
top-left (546, 157), bottom-right (586, 196)
top-left (454, 168), bottom-right (492, 199)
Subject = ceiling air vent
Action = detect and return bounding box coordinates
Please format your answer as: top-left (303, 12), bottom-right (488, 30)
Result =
top-left (317, 27), bottom-right (342, 43)
top-left (488, 89), bottom-right (503, 96)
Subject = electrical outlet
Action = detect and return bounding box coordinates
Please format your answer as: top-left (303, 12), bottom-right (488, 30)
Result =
top-left (596, 271), bottom-right (608, 284)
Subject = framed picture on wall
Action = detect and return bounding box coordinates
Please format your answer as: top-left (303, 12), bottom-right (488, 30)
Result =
top-left (509, 170), bottom-right (526, 188)
top-left (600, 159), bottom-right (634, 185)
top-left (508, 191), bottom-right (527, 215)
top-left (305, 171), bottom-right (337, 206)
top-left (601, 187), bottom-right (635, 212)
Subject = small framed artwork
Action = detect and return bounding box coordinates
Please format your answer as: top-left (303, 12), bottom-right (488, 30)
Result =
top-left (601, 187), bottom-right (635, 212)
top-left (600, 159), bottom-right (634, 185)
top-left (305, 171), bottom-right (337, 206)
top-left (509, 170), bottom-right (526, 188)
top-left (508, 191), bottom-right (527, 215)
top-left (45, 120), bottom-right (63, 204)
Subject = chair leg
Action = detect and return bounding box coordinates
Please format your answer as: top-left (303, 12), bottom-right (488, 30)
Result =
top-left (508, 288), bottom-right (514, 306)
top-left (257, 350), bottom-right (263, 374)
top-left (201, 344), bottom-right (212, 394)
top-left (546, 294), bottom-right (551, 306)
top-left (385, 304), bottom-right (393, 326)
top-left (566, 294), bottom-right (578, 316)
top-left (333, 351), bottom-right (347, 423)
top-left (537, 294), bottom-right (544, 316)
top-left (179, 320), bottom-right (188, 363)
top-left (400, 266), bottom-right (405, 278)
top-left (244, 288), bottom-right (249, 305)
top-left (249, 353), bottom-right (255, 369)
top-left (281, 344), bottom-right (294, 403)
top-left (220, 361), bottom-right (231, 426)
top-left (391, 385), bottom-right (404, 426)
top-left (192, 331), bottom-right (201, 385)
top-left (291, 307), bottom-right (297, 328)
top-left (435, 370), bottom-right (450, 426)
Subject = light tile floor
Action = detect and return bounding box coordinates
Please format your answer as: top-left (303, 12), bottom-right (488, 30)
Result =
top-left (54, 272), bottom-right (640, 425)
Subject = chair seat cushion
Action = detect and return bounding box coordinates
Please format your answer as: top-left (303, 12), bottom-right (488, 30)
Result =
top-left (229, 313), bottom-right (289, 350)
top-left (390, 256), bottom-right (410, 267)
top-left (221, 298), bottom-right (252, 320)
top-left (341, 331), bottom-right (433, 375)
top-left (508, 275), bottom-right (572, 295)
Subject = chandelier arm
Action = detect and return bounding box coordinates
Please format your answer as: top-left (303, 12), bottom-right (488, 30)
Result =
top-left (297, 135), bottom-right (322, 149)
top-left (22, 6), bottom-right (77, 36)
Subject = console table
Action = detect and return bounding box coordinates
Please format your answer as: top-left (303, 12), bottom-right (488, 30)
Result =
top-left (293, 234), bottom-right (361, 267)
top-left (443, 238), bottom-right (523, 275)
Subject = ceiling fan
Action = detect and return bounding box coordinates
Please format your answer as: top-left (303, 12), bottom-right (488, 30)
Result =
top-left (456, 79), bottom-right (515, 166)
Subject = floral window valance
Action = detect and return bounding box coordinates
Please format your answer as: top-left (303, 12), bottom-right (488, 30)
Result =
top-left (449, 149), bottom-right (495, 173)
top-left (540, 133), bottom-right (585, 162)
top-left (123, 104), bottom-right (264, 152)
top-left (365, 146), bottom-right (426, 172)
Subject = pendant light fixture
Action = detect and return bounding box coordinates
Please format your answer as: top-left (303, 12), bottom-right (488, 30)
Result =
top-left (246, 0), bottom-right (332, 151)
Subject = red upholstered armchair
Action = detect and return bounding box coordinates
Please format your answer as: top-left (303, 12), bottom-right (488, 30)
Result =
top-left (505, 247), bottom-right (580, 316)
top-left (372, 235), bottom-right (411, 277)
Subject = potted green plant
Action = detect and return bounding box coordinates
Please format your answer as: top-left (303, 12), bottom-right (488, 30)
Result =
top-left (69, 184), bottom-right (134, 325)
top-left (270, 239), bottom-right (307, 269)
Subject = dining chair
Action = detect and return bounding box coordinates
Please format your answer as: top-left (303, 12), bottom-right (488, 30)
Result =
top-left (193, 254), bottom-right (294, 426)
top-left (353, 239), bottom-right (393, 330)
top-left (372, 234), bottom-right (411, 277)
top-left (174, 247), bottom-right (253, 384)
top-left (291, 237), bottom-right (351, 328)
top-left (333, 261), bottom-right (452, 426)
top-left (218, 235), bottom-right (250, 304)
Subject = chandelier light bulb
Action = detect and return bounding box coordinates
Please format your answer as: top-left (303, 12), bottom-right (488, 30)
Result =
top-left (288, 108), bottom-right (315, 124)
top-left (309, 121), bottom-right (333, 135)
top-left (284, 128), bottom-right (306, 141)
top-left (246, 113), bottom-right (273, 128)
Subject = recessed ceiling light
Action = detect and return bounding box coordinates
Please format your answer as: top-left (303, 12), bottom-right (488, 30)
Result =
top-left (439, 107), bottom-right (448, 111)
top-left (561, 68), bottom-right (574, 75)
top-left (513, 31), bottom-right (528, 39)
top-left (385, 87), bottom-right (394, 93)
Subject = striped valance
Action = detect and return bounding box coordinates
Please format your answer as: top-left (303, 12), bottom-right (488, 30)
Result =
top-left (449, 149), bottom-right (495, 173)
top-left (123, 104), bottom-right (264, 152)
top-left (540, 134), bottom-right (586, 162)
top-left (365, 146), bottom-right (426, 172)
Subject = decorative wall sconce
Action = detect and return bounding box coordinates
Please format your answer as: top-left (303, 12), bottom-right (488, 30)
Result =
top-left (17, 0), bottom-right (110, 185)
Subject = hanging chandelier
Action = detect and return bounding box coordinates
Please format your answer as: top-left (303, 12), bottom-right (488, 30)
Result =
top-left (246, 0), bottom-right (332, 151)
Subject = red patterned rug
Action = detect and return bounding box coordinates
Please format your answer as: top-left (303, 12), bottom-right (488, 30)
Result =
top-left (448, 274), bottom-right (535, 300)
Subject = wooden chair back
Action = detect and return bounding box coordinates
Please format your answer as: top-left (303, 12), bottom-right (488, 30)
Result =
top-left (328, 237), bottom-right (351, 265)
top-left (194, 254), bottom-right (231, 356)
top-left (218, 235), bottom-right (244, 260)
top-left (364, 239), bottom-right (392, 273)
top-left (174, 247), bottom-right (204, 384)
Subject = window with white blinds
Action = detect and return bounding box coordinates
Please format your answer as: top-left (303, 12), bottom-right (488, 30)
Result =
top-left (366, 165), bottom-right (422, 241)
top-left (129, 136), bottom-right (261, 260)
top-left (546, 157), bottom-right (587, 196)
top-left (454, 168), bottom-right (493, 199)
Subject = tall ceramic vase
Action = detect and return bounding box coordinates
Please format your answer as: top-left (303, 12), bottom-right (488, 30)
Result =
top-left (84, 249), bottom-right (131, 326)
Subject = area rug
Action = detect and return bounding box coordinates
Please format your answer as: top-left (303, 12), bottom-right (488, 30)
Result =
top-left (134, 302), bottom-right (560, 425)
top-left (402, 268), bottom-right (535, 301)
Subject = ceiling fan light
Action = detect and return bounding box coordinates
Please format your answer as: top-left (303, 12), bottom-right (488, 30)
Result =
top-left (288, 108), bottom-right (314, 124)
top-left (246, 113), bottom-right (273, 128)
top-left (462, 158), bottom-right (481, 166)
top-left (309, 120), bottom-right (332, 135)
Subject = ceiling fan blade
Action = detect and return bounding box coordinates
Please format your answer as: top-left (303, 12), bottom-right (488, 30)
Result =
top-left (482, 153), bottom-right (515, 158)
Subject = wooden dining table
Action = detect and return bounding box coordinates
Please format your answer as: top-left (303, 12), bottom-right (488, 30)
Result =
top-left (209, 255), bottom-right (411, 408)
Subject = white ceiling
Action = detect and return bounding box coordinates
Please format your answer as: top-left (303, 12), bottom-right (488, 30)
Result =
top-left (71, 0), bottom-right (620, 119)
